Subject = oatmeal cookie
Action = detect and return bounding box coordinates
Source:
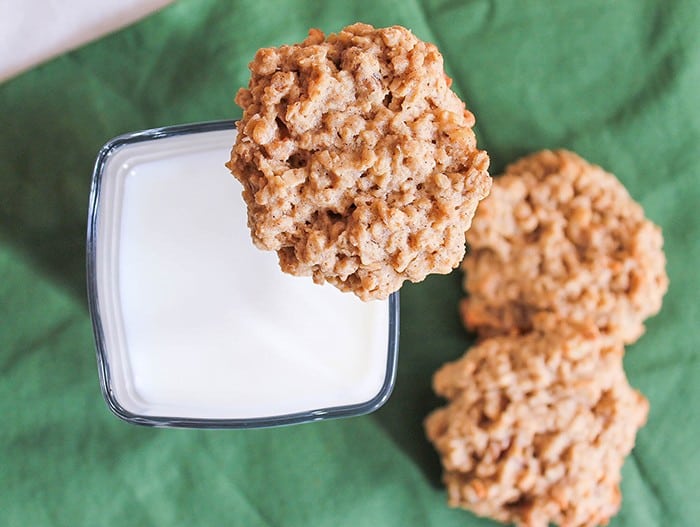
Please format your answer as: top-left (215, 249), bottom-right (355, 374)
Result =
top-left (425, 315), bottom-right (649, 527)
top-left (461, 149), bottom-right (667, 343)
top-left (227, 23), bottom-right (491, 300)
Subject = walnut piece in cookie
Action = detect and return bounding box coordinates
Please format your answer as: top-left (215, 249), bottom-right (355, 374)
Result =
top-left (424, 315), bottom-right (649, 527)
top-left (461, 149), bottom-right (668, 343)
top-left (227, 23), bottom-right (491, 301)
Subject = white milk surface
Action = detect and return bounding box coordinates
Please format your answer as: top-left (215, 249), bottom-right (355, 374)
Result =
top-left (96, 129), bottom-right (390, 419)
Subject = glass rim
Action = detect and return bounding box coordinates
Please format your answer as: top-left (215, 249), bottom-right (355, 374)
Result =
top-left (86, 119), bottom-right (400, 429)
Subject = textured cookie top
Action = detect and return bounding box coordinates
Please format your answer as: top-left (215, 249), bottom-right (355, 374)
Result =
top-left (425, 315), bottom-right (649, 527)
top-left (461, 149), bottom-right (667, 343)
top-left (227, 23), bottom-right (491, 300)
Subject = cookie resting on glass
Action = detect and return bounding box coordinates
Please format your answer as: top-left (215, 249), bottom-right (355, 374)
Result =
top-left (227, 23), bottom-right (491, 300)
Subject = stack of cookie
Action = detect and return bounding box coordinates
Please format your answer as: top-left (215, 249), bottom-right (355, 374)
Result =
top-left (425, 150), bottom-right (668, 527)
top-left (229, 25), bottom-right (669, 526)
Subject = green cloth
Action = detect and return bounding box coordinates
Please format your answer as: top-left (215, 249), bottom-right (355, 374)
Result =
top-left (1, 1), bottom-right (698, 525)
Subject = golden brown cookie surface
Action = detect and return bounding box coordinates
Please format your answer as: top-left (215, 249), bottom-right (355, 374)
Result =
top-left (228, 23), bottom-right (490, 300)
top-left (461, 149), bottom-right (667, 342)
top-left (425, 315), bottom-right (648, 527)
